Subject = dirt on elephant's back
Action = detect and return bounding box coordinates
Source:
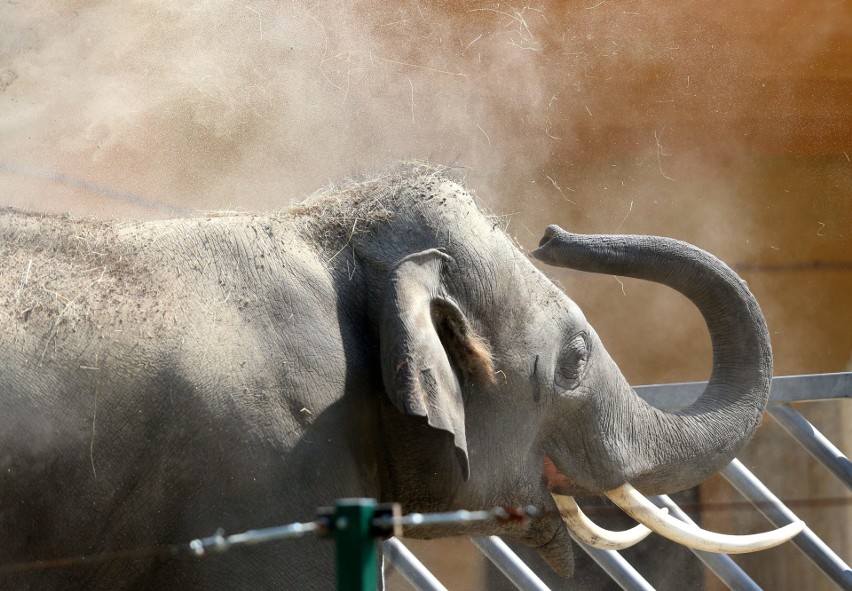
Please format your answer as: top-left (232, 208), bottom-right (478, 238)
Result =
top-left (0, 208), bottom-right (148, 332)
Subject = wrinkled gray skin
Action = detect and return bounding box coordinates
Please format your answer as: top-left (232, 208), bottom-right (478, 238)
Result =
top-left (0, 166), bottom-right (771, 589)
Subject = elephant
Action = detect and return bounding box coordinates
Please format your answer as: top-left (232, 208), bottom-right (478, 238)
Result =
top-left (0, 163), bottom-right (799, 589)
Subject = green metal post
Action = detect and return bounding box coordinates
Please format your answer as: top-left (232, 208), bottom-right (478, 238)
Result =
top-left (334, 498), bottom-right (379, 591)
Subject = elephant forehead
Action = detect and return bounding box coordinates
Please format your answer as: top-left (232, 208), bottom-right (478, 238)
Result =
top-left (497, 263), bottom-right (587, 329)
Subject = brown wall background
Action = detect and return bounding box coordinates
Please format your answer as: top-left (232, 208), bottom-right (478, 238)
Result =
top-left (1, 2), bottom-right (849, 589)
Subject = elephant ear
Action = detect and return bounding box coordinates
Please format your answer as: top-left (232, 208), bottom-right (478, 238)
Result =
top-left (380, 249), bottom-right (494, 481)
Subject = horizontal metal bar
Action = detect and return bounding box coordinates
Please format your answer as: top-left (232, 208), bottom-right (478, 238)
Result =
top-left (768, 405), bottom-right (852, 491)
top-left (375, 506), bottom-right (538, 531)
top-left (569, 534), bottom-right (656, 591)
top-left (470, 536), bottom-right (551, 591)
top-left (634, 373), bottom-right (852, 411)
top-left (382, 538), bottom-right (448, 591)
top-left (189, 521), bottom-right (319, 556)
top-left (721, 459), bottom-right (852, 590)
top-left (649, 495), bottom-right (761, 591)
top-left (768, 373), bottom-right (852, 404)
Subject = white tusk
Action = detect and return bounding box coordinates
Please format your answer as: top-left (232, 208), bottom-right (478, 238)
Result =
top-left (553, 494), bottom-right (667, 550)
top-left (605, 483), bottom-right (805, 554)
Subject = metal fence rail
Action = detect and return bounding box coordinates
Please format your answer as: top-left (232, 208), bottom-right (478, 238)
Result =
top-left (385, 372), bottom-right (852, 591)
top-left (720, 459), bottom-right (852, 590)
top-left (649, 495), bottom-right (760, 591)
top-left (470, 537), bottom-right (551, 591)
top-left (768, 405), bottom-right (852, 490)
top-left (382, 538), bottom-right (448, 591)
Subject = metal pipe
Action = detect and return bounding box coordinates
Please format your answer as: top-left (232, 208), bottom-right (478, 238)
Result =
top-left (373, 506), bottom-right (539, 531)
top-left (767, 373), bottom-right (852, 405)
top-left (381, 538), bottom-right (448, 591)
top-left (634, 372), bottom-right (852, 411)
top-left (569, 535), bottom-right (656, 591)
top-left (469, 536), bottom-right (551, 591)
top-left (650, 495), bottom-right (761, 591)
top-left (768, 405), bottom-right (852, 490)
top-left (721, 459), bottom-right (852, 590)
top-left (188, 521), bottom-right (319, 556)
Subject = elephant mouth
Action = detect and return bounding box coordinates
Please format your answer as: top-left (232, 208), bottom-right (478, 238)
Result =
top-left (542, 455), bottom-right (575, 494)
top-left (539, 456), bottom-right (805, 556)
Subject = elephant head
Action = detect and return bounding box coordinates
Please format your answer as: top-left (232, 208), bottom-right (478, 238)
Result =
top-left (529, 225), bottom-right (772, 494)
top-left (360, 171), bottom-right (801, 576)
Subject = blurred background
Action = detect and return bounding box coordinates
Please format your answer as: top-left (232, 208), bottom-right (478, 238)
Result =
top-left (1, 1), bottom-right (849, 589)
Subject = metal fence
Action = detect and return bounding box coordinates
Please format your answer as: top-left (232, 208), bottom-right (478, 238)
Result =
top-left (383, 372), bottom-right (852, 591)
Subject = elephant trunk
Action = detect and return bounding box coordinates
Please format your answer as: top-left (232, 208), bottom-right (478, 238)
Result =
top-left (532, 226), bottom-right (772, 494)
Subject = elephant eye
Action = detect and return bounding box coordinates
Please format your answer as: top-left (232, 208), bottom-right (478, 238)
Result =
top-left (554, 333), bottom-right (590, 392)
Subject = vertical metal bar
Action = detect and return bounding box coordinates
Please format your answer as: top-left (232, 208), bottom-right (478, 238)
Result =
top-left (570, 534), bottom-right (657, 591)
top-left (381, 538), bottom-right (448, 591)
top-left (334, 499), bottom-right (379, 591)
top-left (649, 495), bottom-right (762, 591)
top-left (721, 459), bottom-right (852, 590)
top-left (768, 405), bottom-right (852, 490)
top-left (469, 536), bottom-right (552, 591)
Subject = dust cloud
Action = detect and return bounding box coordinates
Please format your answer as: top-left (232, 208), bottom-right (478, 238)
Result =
top-left (4, 3), bottom-right (846, 223)
top-left (2, 1), bottom-right (567, 212)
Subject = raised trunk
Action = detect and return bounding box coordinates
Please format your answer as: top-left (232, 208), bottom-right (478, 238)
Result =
top-left (533, 226), bottom-right (772, 494)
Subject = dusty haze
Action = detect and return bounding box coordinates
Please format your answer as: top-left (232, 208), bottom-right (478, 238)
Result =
top-left (1, 2), bottom-right (850, 589)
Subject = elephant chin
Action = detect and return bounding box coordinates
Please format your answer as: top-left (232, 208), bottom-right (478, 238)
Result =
top-left (533, 517), bottom-right (575, 578)
top-left (511, 489), bottom-right (575, 579)
top-left (517, 476), bottom-right (576, 578)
